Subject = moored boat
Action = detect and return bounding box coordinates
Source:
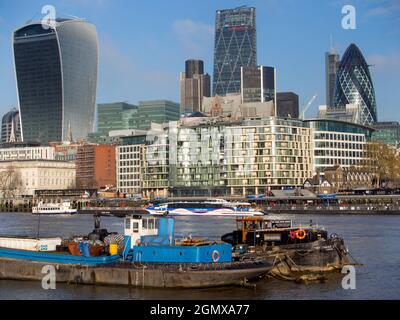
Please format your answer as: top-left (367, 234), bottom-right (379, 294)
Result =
top-left (221, 216), bottom-right (350, 275)
top-left (145, 200), bottom-right (265, 216)
top-left (32, 201), bottom-right (77, 215)
top-left (0, 214), bottom-right (272, 288)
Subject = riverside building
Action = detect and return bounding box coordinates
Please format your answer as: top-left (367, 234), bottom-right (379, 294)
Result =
top-left (0, 160), bottom-right (75, 197)
top-left (119, 117), bottom-right (372, 198)
top-left (138, 118), bottom-right (313, 197)
top-left (305, 119), bottom-right (374, 175)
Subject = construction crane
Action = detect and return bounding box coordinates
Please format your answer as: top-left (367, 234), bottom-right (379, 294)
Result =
top-left (300, 94), bottom-right (318, 120)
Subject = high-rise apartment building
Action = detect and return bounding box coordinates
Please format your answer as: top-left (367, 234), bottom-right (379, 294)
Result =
top-left (13, 18), bottom-right (98, 144)
top-left (180, 60), bottom-right (211, 113)
top-left (213, 6), bottom-right (257, 96)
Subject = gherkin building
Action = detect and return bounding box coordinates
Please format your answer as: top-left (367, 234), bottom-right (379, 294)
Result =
top-left (213, 6), bottom-right (257, 96)
top-left (332, 43), bottom-right (377, 125)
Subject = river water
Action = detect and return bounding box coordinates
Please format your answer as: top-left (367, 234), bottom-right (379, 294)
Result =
top-left (0, 212), bottom-right (399, 300)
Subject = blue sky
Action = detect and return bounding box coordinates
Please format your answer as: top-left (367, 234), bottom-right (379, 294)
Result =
top-left (0, 0), bottom-right (399, 120)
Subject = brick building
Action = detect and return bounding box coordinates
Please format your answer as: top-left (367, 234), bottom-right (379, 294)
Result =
top-left (76, 144), bottom-right (116, 189)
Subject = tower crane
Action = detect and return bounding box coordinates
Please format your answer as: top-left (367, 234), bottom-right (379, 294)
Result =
top-left (301, 94), bottom-right (318, 120)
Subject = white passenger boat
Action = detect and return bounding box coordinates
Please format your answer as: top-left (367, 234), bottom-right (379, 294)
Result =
top-left (32, 201), bottom-right (77, 215)
top-left (145, 200), bottom-right (265, 217)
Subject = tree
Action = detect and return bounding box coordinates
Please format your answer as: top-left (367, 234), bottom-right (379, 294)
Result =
top-left (0, 165), bottom-right (24, 198)
top-left (362, 141), bottom-right (400, 188)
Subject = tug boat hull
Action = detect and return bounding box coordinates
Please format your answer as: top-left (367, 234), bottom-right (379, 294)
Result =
top-left (0, 257), bottom-right (272, 288)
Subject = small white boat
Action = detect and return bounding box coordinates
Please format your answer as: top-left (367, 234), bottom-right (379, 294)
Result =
top-left (32, 201), bottom-right (77, 215)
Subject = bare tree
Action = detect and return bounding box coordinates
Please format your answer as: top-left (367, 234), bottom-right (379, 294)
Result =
top-left (0, 165), bottom-right (24, 198)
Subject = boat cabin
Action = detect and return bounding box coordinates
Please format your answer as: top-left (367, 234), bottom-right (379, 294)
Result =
top-left (123, 215), bottom-right (232, 264)
top-left (124, 215), bottom-right (174, 249)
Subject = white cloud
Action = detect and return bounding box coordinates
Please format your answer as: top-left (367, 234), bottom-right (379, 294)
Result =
top-left (368, 50), bottom-right (400, 73)
top-left (365, 0), bottom-right (400, 17)
top-left (172, 19), bottom-right (213, 58)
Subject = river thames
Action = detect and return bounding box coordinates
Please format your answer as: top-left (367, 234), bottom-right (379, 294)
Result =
top-left (0, 212), bottom-right (399, 300)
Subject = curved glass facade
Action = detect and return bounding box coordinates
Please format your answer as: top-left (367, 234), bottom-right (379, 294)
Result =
top-left (213, 7), bottom-right (257, 96)
top-left (332, 43), bottom-right (377, 126)
top-left (14, 19), bottom-right (98, 144)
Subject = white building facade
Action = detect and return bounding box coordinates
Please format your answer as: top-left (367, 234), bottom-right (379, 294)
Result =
top-left (0, 160), bottom-right (76, 196)
top-left (0, 146), bottom-right (55, 161)
top-left (116, 145), bottom-right (143, 196)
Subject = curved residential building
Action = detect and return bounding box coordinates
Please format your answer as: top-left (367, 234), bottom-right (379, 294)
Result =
top-left (332, 43), bottom-right (377, 126)
top-left (13, 18), bottom-right (98, 144)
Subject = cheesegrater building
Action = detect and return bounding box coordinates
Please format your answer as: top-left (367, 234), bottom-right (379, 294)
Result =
top-left (13, 18), bottom-right (98, 145)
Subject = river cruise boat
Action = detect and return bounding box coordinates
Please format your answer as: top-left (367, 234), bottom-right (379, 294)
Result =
top-left (145, 200), bottom-right (265, 216)
top-left (32, 201), bottom-right (77, 215)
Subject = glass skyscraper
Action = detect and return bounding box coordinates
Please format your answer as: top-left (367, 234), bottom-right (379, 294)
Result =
top-left (213, 6), bottom-right (257, 96)
top-left (13, 18), bottom-right (98, 144)
top-left (332, 43), bottom-right (377, 126)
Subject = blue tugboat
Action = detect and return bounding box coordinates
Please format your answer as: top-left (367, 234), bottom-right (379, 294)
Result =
top-left (0, 214), bottom-right (272, 288)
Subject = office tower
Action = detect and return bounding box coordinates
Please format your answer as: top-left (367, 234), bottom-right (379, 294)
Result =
top-left (13, 18), bottom-right (98, 145)
top-left (372, 122), bottom-right (400, 147)
top-left (1, 108), bottom-right (21, 143)
top-left (213, 6), bottom-right (257, 96)
top-left (276, 92), bottom-right (299, 118)
top-left (241, 66), bottom-right (276, 105)
top-left (96, 102), bottom-right (138, 136)
top-left (133, 100), bottom-right (180, 130)
top-left (332, 43), bottom-right (377, 125)
top-left (325, 50), bottom-right (340, 108)
top-left (180, 59), bottom-right (211, 113)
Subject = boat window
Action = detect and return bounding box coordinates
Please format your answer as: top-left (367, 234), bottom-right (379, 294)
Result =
top-left (125, 218), bottom-right (130, 229)
top-left (148, 219), bottom-right (155, 230)
top-left (132, 222), bottom-right (139, 233)
top-left (143, 219), bottom-right (148, 229)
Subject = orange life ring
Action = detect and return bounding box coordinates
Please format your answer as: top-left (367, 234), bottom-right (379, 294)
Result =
top-left (296, 229), bottom-right (307, 240)
top-left (212, 250), bottom-right (220, 263)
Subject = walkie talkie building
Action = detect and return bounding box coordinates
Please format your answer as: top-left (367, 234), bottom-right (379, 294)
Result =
top-left (213, 6), bottom-right (257, 96)
top-left (332, 43), bottom-right (377, 126)
top-left (13, 18), bottom-right (98, 144)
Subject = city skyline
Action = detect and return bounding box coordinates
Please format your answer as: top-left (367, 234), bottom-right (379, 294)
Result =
top-left (0, 0), bottom-right (399, 121)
